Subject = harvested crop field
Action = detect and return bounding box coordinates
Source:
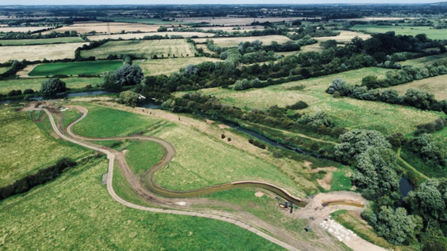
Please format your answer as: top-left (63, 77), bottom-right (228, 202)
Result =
top-left (87, 31), bottom-right (215, 41)
top-left (177, 17), bottom-right (307, 25)
top-left (193, 35), bottom-right (290, 47)
top-left (0, 26), bottom-right (53, 32)
top-left (387, 75), bottom-right (447, 100)
top-left (351, 24), bottom-right (447, 40)
top-left (134, 57), bottom-right (220, 76)
top-left (29, 60), bottom-right (123, 76)
top-left (0, 42), bottom-right (87, 63)
top-left (0, 37), bottom-right (84, 46)
top-left (401, 54), bottom-right (447, 67)
top-left (81, 39), bottom-right (194, 59)
top-left (315, 31), bottom-right (371, 43)
top-left (43, 22), bottom-right (162, 34)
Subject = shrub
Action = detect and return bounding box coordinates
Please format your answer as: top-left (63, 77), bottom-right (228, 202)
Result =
top-left (40, 78), bottom-right (66, 95)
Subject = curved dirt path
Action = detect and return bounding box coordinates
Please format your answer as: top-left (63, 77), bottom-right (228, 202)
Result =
top-left (65, 105), bottom-right (306, 205)
top-left (38, 106), bottom-right (301, 251)
top-left (35, 104), bottom-right (386, 251)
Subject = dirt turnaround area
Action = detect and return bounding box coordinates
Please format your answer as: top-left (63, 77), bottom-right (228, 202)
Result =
top-left (27, 102), bottom-right (384, 251)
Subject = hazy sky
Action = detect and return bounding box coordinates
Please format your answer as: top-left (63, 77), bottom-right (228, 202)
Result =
top-left (0, 0), bottom-right (440, 5)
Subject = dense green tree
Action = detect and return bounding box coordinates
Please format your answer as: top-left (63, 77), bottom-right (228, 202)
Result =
top-left (102, 71), bottom-right (122, 91)
top-left (352, 147), bottom-right (400, 200)
top-left (406, 179), bottom-right (447, 222)
top-left (335, 129), bottom-right (391, 163)
top-left (375, 206), bottom-right (422, 245)
top-left (40, 78), bottom-right (66, 95)
top-left (118, 90), bottom-right (139, 108)
top-left (114, 64), bottom-right (144, 87)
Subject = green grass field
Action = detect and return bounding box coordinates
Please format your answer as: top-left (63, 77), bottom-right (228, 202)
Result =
top-left (134, 57), bottom-right (220, 76)
top-left (330, 170), bottom-right (353, 192)
top-left (0, 157), bottom-right (282, 250)
top-left (350, 24), bottom-right (447, 40)
top-left (72, 104), bottom-right (162, 138)
top-left (0, 37), bottom-right (84, 46)
top-left (81, 39), bottom-right (195, 59)
top-left (29, 60), bottom-right (123, 76)
top-left (185, 67), bottom-right (441, 135)
top-left (0, 77), bottom-right (103, 94)
top-left (147, 122), bottom-right (301, 193)
top-left (0, 106), bottom-right (91, 187)
top-left (124, 140), bottom-right (165, 176)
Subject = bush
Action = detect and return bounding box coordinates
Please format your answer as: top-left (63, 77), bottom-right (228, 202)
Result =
top-left (40, 78), bottom-right (66, 95)
top-left (248, 138), bottom-right (266, 149)
top-left (286, 101), bottom-right (309, 110)
top-left (118, 90), bottom-right (139, 107)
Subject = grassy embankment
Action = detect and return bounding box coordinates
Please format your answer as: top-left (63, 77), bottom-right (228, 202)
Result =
top-left (0, 105), bottom-right (91, 187)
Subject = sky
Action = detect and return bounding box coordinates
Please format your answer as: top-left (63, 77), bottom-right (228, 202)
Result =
top-left (0, 0), bottom-right (440, 5)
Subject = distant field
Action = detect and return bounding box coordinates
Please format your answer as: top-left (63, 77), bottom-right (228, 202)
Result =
top-left (87, 31), bottom-right (215, 41)
top-left (0, 42), bottom-right (87, 63)
top-left (98, 17), bottom-right (174, 25)
top-left (0, 26), bottom-right (52, 32)
top-left (193, 35), bottom-right (290, 47)
top-left (0, 157), bottom-right (281, 250)
top-left (200, 26), bottom-right (265, 31)
top-left (44, 22), bottom-right (161, 34)
top-left (387, 75), bottom-right (447, 100)
top-left (0, 77), bottom-right (103, 94)
top-left (0, 106), bottom-right (91, 187)
top-left (196, 44), bottom-right (214, 54)
top-left (351, 24), bottom-right (447, 40)
top-left (134, 57), bottom-right (220, 76)
top-left (188, 67), bottom-right (441, 135)
top-left (400, 54), bottom-right (447, 67)
top-left (29, 60), bottom-right (123, 76)
top-left (81, 39), bottom-right (194, 59)
top-left (177, 17), bottom-right (304, 26)
top-left (315, 30), bottom-right (371, 43)
top-left (0, 37), bottom-right (84, 46)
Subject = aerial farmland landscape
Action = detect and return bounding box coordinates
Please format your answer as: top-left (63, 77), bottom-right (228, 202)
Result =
top-left (1, 2), bottom-right (447, 251)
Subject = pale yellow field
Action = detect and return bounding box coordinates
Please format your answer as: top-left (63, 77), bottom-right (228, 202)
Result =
top-left (177, 17), bottom-right (305, 25)
top-left (0, 26), bottom-right (53, 32)
top-left (81, 39), bottom-right (194, 59)
top-left (43, 22), bottom-right (162, 34)
top-left (315, 31), bottom-right (371, 43)
top-left (193, 35), bottom-right (291, 47)
top-left (387, 75), bottom-right (447, 100)
top-left (134, 57), bottom-right (221, 76)
top-left (87, 31), bottom-right (215, 41)
top-left (0, 42), bottom-right (87, 63)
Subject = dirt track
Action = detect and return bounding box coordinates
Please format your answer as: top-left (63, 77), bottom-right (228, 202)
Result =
top-left (33, 104), bottom-right (386, 251)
